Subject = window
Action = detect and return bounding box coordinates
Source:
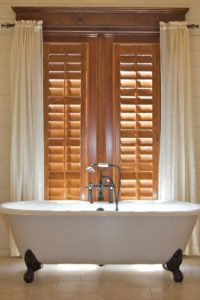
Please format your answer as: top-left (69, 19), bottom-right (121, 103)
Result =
top-left (44, 37), bottom-right (159, 201)
top-left (13, 6), bottom-right (188, 201)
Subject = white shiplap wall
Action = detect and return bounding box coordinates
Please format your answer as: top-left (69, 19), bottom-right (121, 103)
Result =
top-left (0, 0), bottom-right (200, 256)
top-left (191, 35), bottom-right (200, 204)
top-left (0, 5), bottom-right (12, 255)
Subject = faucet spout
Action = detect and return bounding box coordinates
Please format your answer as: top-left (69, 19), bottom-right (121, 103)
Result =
top-left (98, 170), bottom-right (104, 201)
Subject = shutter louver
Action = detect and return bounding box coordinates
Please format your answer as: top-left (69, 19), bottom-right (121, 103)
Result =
top-left (113, 44), bottom-right (159, 200)
top-left (44, 44), bottom-right (87, 200)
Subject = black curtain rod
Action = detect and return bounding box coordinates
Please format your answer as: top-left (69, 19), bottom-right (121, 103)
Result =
top-left (1, 22), bottom-right (200, 29)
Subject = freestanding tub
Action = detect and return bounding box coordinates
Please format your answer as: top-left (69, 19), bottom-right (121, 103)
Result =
top-left (0, 200), bottom-right (200, 283)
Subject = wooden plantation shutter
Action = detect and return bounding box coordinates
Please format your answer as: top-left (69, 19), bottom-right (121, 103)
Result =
top-left (44, 43), bottom-right (88, 200)
top-left (113, 44), bottom-right (160, 200)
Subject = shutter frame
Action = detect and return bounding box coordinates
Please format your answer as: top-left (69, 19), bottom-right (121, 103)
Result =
top-left (113, 43), bottom-right (160, 200)
top-left (44, 43), bottom-right (88, 200)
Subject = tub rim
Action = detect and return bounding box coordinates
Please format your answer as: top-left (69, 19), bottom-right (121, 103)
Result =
top-left (0, 200), bottom-right (200, 217)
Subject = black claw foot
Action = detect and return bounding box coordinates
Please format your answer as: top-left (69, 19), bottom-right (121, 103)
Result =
top-left (173, 269), bottom-right (184, 282)
top-left (24, 249), bottom-right (43, 283)
top-left (164, 249), bottom-right (184, 282)
top-left (162, 263), bottom-right (168, 271)
top-left (24, 269), bottom-right (34, 283)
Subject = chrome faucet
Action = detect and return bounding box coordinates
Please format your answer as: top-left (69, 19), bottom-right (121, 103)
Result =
top-left (86, 163), bottom-right (121, 211)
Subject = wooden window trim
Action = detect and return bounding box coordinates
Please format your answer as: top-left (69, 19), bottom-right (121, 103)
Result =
top-left (12, 7), bottom-right (188, 34)
top-left (12, 7), bottom-right (188, 201)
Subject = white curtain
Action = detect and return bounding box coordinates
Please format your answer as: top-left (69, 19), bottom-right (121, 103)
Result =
top-left (159, 21), bottom-right (200, 255)
top-left (10, 20), bottom-right (44, 256)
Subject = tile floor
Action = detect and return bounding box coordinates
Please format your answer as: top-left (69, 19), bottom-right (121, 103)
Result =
top-left (0, 256), bottom-right (200, 299)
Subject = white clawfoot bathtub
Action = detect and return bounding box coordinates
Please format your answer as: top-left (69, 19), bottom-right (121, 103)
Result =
top-left (0, 200), bottom-right (200, 283)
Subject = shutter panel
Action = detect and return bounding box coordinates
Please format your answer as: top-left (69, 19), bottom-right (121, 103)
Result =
top-left (44, 43), bottom-right (88, 200)
top-left (113, 44), bottom-right (160, 200)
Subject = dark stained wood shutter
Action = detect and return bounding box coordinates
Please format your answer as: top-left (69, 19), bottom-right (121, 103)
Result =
top-left (113, 43), bottom-right (160, 200)
top-left (44, 43), bottom-right (88, 200)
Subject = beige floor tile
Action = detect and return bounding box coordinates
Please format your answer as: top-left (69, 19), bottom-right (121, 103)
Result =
top-left (28, 289), bottom-right (71, 300)
top-left (0, 285), bottom-right (32, 300)
top-left (76, 294), bottom-right (105, 300)
top-left (151, 284), bottom-right (200, 300)
top-left (101, 287), bottom-right (153, 300)
top-left (57, 280), bottom-right (102, 293)
top-left (0, 257), bottom-right (200, 300)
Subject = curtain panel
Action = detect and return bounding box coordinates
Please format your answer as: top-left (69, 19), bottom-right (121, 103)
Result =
top-left (10, 20), bottom-right (44, 256)
top-left (159, 21), bottom-right (200, 255)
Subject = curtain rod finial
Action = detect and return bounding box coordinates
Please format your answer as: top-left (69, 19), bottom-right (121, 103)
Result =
top-left (187, 24), bottom-right (199, 29)
top-left (1, 23), bottom-right (15, 28)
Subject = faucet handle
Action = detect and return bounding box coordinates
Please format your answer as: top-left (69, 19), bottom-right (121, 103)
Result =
top-left (86, 183), bottom-right (93, 190)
